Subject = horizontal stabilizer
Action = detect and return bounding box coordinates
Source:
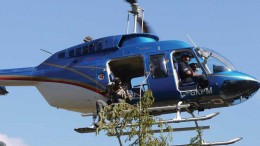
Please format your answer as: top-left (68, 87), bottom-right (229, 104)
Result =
top-left (0, 86), bottom-right (8, 95)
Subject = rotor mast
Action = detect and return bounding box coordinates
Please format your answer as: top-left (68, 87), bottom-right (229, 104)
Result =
top-left (127, 3), bottom-right (144, 34)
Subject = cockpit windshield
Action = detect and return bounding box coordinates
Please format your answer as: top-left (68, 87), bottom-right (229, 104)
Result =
top-left (194, 47), bottom-right (236, 74)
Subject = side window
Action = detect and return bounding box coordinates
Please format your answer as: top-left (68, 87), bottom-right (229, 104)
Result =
top-left (131, 76), bottom-right (148, 91)
top-left (75, 48), bottom-right (82, 56)
top-left (69, 50), bottom-right (74, 58)
top-left (89, 43), bottom-right (95, 54)
top-left (96, 41), bottom-right (102, 52)
top-left (150, 54), bottom-right (168, 78)
top-left (58, 52), bottom-right (65, 59)
top-left (82, 46), bottom-right (89, 55)
top-left (205, 57), bottom-right (229, 74)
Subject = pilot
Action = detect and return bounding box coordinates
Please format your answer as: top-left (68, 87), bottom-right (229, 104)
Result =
top-left (178, 52), bottom-right (208, 88)
top-left (178, 52), bottom-right (194, 83)
top-left (95, 77), bottom-right (132, 127)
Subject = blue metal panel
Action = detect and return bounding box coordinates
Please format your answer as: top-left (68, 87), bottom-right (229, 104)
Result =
top-left (0, 67), bottom-right (35, 76)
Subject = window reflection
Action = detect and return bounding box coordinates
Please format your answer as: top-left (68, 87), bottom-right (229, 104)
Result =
top-left (150, 54), bottom-right (168, 78)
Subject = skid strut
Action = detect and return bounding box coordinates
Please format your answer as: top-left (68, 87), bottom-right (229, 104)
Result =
top-left (172, 105), bottom-right (242, 146)
top-left (175, 101), bottom-right (183, 120)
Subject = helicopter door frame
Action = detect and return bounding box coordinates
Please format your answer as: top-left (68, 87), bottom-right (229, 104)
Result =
top-left (170, 51), bottom-right (181, 90)
top-left (170, 49), bottom-right (208, 91)
top-left (105, 61), bottom-right (113, 83)
top-left (105, 55), bottom-right (147, 97)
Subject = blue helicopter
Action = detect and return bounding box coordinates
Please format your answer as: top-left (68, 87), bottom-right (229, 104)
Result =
top-left (0, 0), bottom-right (259, 145)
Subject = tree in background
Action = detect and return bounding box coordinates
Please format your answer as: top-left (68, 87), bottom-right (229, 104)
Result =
top-left (96, 90), bottom-right (173, 146)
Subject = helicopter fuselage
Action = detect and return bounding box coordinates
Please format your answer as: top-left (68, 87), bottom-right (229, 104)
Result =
top-left (0, 33), bottom-right (259, 114)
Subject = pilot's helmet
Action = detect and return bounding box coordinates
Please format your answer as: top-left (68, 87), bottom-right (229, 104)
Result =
top-left (181, 51), bottom-right (192, 58)
top-left (181, 52), bottom-right (192, 63)
top-left (114, 77), bottom-right (122, 85)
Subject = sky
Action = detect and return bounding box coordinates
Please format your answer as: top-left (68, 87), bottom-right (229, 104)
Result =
top-left (0, 0), bottom-right (260, 145)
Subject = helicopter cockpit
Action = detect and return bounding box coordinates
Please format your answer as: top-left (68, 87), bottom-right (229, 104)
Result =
top-left (172, 47), bottom-right (237, 91)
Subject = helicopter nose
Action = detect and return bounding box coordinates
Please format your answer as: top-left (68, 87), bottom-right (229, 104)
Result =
top-left (220, 79), bottom-right (260, 99)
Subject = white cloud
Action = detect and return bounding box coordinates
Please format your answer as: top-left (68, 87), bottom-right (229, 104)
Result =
top-left (0, 133), bottom-right (28, 146)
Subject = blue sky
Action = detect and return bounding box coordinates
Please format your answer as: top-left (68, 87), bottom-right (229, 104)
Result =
top-left (0, 0), bottom-right (260, 145)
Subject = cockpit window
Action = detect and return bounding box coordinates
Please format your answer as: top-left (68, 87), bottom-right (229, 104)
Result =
top-left (194, 47), bottom-right (236, 74)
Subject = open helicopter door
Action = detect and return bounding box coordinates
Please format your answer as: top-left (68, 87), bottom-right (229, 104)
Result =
top-left (107, 55), bottom-right (147, 101)
top-left (146, 53), bottom-right (180, 101)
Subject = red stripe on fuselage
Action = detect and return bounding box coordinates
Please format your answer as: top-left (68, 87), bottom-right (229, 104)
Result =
top-left (0, 76), bottom-right (104, 95)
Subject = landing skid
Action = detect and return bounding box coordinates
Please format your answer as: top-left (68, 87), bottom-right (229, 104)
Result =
top-left (74, 126), bottom-right (211, 134)
top-left (121, 112), bottom-right (219, 127)
top-left (75, 102), bottom-right (242, 145)
top-left (174, 137), bottom-right (243, 146)
top-left (74, 112), bottom-right (217, 133)
top-left (158, 112), bottom-right (219, 123)
top-left (75, 127), bottom-right (96, 133)
top-left (201, 137), bottom-right (243, 146)
top-left (108, 126), bottom-right (211, 136)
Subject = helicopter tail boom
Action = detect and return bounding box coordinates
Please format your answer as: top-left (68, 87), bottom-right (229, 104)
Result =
top-left (0, 67), bottom-right (37, 96)
top-left (0, 67), bottom-right (38, 86)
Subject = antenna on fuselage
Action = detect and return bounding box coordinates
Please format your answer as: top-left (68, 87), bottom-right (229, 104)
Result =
top-left (40, 49), bottom-right (53, 55)
top-left (187, 34), bottom-right (198, 47)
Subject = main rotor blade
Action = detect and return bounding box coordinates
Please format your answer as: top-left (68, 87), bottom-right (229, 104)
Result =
top-left (137, 18), bottom-right (152, 33)
top-left (125, 0), bottom-right (137, 4)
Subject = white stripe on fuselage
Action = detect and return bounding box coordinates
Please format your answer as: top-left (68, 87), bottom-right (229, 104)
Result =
top-left (36, 82), bottom-right (106, 113)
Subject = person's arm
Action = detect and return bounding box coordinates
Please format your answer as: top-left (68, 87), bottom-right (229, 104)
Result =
top-left (185, 69), bottom-right (193, 76)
